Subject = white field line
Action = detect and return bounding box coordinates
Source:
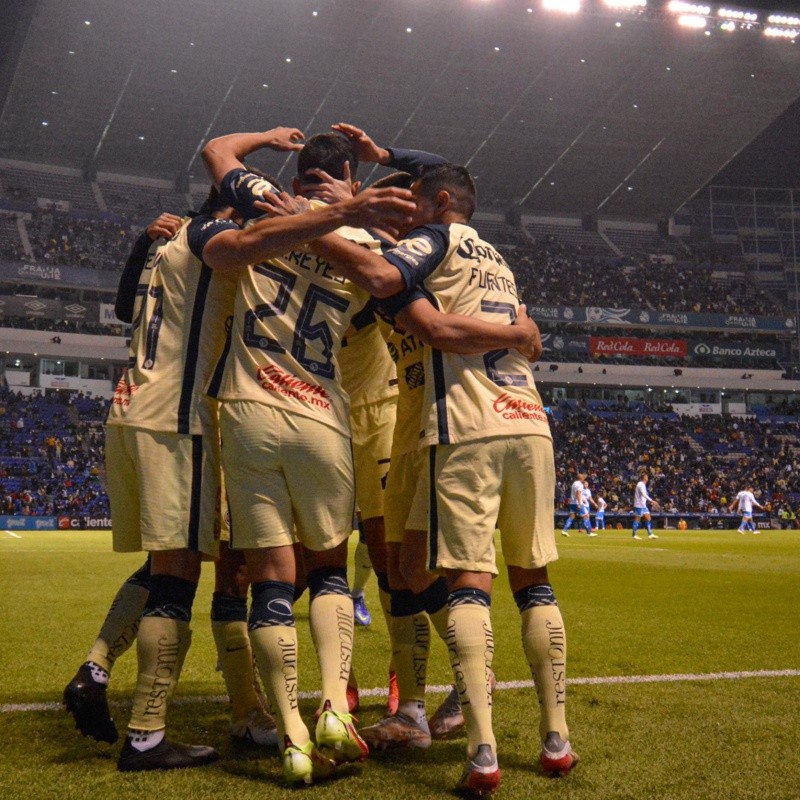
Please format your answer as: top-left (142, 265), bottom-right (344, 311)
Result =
top-left (2, 531), bottom-right (22, 538)
top-left (3, 668), bottom-right (798, 714)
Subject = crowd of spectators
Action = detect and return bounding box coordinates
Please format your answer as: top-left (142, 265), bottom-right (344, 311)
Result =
top-left (4, 386), bottom-right (800, 524)
top-left (0, 314), bottom-right (124, 336)
top-left (0, 388), bottom-right (109, 517)
top-left (25, 208), bottom-right (134, 272)
top-left (507, 239), bottom-right (782, 316)
top-left (552, 408), bottom-right (800, 516)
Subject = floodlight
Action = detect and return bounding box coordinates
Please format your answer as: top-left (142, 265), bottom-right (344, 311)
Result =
top-left (718, 8), bottom-right (757, 21)
top-left (677, 13), bottom-right (707, 27)
top-left (764, 26), bottom-right (799, 37)
top-left (667, 1), bottom-right (710, 15)
top-left (603, 0), bottom-right (646, 9)
top-left (542, 0), bottom-right (581, 14)
top-left (767, 14), bottom-right (800, 26)
top-left (719, 20), bottom-right (735, 30)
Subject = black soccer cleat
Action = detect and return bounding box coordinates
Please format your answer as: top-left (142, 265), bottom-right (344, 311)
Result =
top-left (117, 736), bottom-right (219, 772)
top-left (63, 664), bottom-right (118, 744)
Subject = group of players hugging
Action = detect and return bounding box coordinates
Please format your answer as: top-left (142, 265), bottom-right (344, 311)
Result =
top-left (62, 121), bottom-right (577, 796)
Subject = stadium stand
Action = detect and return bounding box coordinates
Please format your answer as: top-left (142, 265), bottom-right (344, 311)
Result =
top-left (25, 208), bottom-right (134, 271)
top-left (0, 164), bottom-right (100, 213)
top-left (98, 176), bottom-right (190, 219)
top-left (0, 212), bottom-right (25, 260)
top-left (0, 388), bottom-right (109, 516)
top-left (3, 386), bottom-right (798, 522)
top-left (552, 407), bottom-right (800, 517)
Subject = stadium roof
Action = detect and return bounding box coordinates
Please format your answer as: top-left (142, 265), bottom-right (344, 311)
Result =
top-left (2, 0), bottom-right (800, 220)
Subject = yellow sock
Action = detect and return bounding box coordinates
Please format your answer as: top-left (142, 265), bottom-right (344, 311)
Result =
top-left (249, 624), bottom-right (308, 747)
top-left (309, 592), bottom-right (353, 714)
top-left (211, 620), bottom-right (260, 721)
top-left (87, 580), bottom-right (149, 673)
top-left (447, 598), bottom-right (496, 757)
top-left (391, 612), bottom-right (429, 705)
top-left (128, 617), bottom-right (187, 732)
top-left (351, 539), bottom-right (372, 596)
top-left (377, 580), bottom-right (395, 674)
top-left (521, 605), bottom-right (569, 742)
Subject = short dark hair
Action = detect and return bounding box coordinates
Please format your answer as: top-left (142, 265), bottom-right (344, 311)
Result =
top-left (297, 132), bottom-right (358, 181)
top-left (416, 163), bottom-right (477, 219)
top-left (371, 171), bottom-right (413, 190)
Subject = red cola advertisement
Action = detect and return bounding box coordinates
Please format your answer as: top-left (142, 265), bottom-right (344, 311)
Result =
top-left (590, 337), bottom-right (687, 358)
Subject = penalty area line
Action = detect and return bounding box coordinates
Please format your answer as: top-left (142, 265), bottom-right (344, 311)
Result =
top-left (3, 668), bottom-right (798, 714)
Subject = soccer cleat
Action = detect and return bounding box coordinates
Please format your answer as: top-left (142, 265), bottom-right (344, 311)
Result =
top-left (586, 532), bottom-right (598, 538)
top-left (386, 671), bottom-right (399, 716)
top-left (648, 533), bottom-right (659, 540)
top-left (231, 707), bottom-right (278, 747)
top-left (456, 744), bottom-right (501, 797)
top-left (429, 686), bottom-right (464, 739)
top-left (632, 534), bottom-right (642, 540)
top-left (540, 731), bottom-right (579, 777)
top-left (738, 529), bottom-right (746, 535)
top-left (63, 664), bottom-right (118, 744)
top-left (315, 699), bottom-right (369, 763)
top-left (353, 595), bottom-right (372, 626)
top-left (560, 530), bottom-right (570, 537)
top-left (347, 683), bottom-right (360, 714)
top-left (282, 738), bottom-right (337, 786)
top-left (117, 736), bottom-right (218, 772)
top-left (360, 712), bottom-right (432, 750)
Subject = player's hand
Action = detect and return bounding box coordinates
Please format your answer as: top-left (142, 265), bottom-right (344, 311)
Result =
top-left (303, 162), bottom-right (355, 204)
top-left (146, 213), bottom-right (182, 241)
top-left (342, 186), bottom-right (415, 230)
top-left (263, 127), bottom-right (305, 152)
top-left (512, 305), bottom-right (543, 362)
top-left (253, 192), bottom-right (311, 218)
top-left (332, 123), bottom-right (391, 165)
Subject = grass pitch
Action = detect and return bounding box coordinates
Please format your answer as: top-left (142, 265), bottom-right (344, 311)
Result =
top-left (1, 528), bottom-right (798, 800)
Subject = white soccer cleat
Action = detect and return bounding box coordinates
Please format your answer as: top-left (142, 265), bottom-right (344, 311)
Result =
top-left (231, 707), bottom-right (278, 747)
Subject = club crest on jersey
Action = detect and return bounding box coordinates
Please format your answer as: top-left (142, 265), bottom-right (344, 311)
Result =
top-left (404, 362), bottom-right (425, 389)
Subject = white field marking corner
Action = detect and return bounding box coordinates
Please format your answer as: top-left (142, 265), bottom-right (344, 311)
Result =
top-left (3, 531), bottom-right (22, 538)
top-left (3, 668), bottom-right (798, 714)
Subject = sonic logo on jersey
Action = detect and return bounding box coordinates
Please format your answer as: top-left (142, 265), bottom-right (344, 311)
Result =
top-left (255, 364), bottom-right (331, 409)
top-left (492, 392), bottom-right (547, 422)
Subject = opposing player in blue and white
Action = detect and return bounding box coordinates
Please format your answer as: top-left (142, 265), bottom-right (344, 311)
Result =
top-left (580, 482), bottom-right (598, 537)
top-left (632, 471), bottom-right (659, 540)
top-left (561, 472), bottom-right (586, 537)
top-left (593, 493), bottom-right (607, 532)
top-left (728, 486), bottom-right (764, 534)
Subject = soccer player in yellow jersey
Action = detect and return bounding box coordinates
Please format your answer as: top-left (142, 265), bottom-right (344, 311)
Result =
top-left (200, 127), bottom-right (419, 785)
top-left (103, 127), bottom-right (409, 775)
top-left (308, 164), bottom-right (575, 795)
top-left (66, 203), bottom-right (285, 752)
top-left (302, 149), bottom-right (537, 751)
